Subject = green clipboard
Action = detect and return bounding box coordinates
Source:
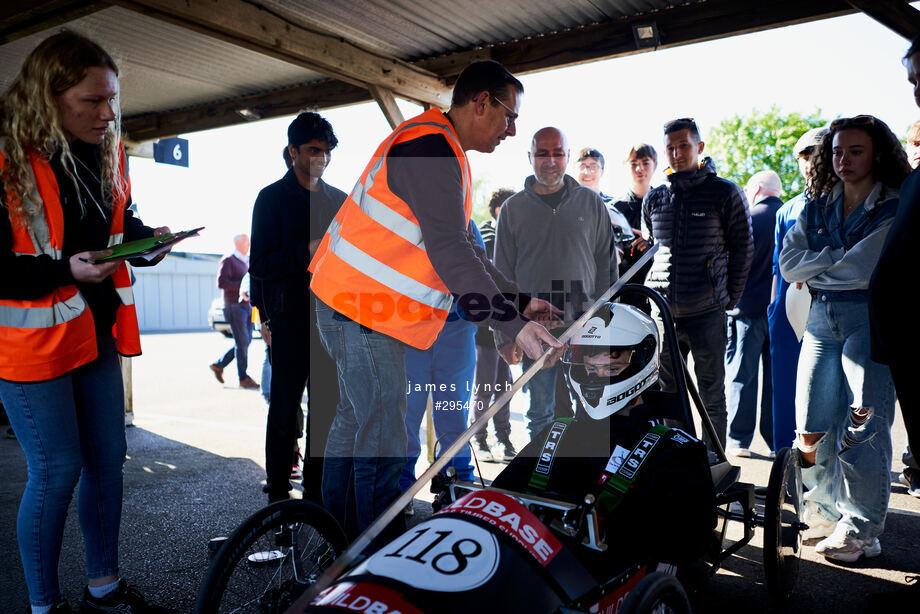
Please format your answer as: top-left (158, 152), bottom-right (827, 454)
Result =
top-left (91, 226), bottom-right (204, 263)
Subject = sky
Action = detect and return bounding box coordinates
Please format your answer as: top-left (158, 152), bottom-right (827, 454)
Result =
top-left (126, 10), bottom-right (918, 255)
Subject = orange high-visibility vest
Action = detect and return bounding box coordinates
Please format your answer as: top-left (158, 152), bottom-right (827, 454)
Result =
top-left (0, 143), bottom-right (142, 382)
top-left (309, 108), bottom-right (472, 350)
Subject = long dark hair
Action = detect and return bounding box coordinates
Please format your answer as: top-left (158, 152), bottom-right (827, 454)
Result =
top-left (806, 115), bottom-right (911, 198)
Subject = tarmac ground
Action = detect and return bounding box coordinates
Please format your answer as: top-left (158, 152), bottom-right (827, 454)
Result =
top-left (1, 331), bottom-right (918, 612)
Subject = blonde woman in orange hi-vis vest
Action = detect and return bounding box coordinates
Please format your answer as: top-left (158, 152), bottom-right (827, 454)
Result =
top-left (308, 60), bottom-right (563, 546)
top-left (0, 32), bottom-right (175, 614)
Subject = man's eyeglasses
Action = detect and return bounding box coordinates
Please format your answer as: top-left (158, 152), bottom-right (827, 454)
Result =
top-left (491, 94), bottom-right (518, 129)
top-left (578, 161), bottom-right (602, 173)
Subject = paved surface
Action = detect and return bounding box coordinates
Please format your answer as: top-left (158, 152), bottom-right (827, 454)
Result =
top-left (1, 331), bottom-right (918, 612)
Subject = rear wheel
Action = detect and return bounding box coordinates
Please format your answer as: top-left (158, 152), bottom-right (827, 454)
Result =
top-left (195, 500), bottom-right (347, 613)
top-left (763, 446), bottom-right (803, 604)
top-left (619, 572), bottom-right (692, 614)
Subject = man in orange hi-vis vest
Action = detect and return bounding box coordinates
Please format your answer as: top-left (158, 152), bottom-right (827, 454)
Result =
top-left (309, 60), bottom-right (562, 545)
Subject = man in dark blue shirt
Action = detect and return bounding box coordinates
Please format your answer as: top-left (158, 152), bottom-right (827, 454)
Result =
top-left (725, 170), bottom-right (783, 457)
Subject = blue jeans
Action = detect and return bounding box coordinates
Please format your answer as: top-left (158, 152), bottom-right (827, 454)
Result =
top-left (215, 302), bottom-right (253, 380)
top-left (725, 315), bottom-right (773, 450)
top-left (768, 290), bottom-right (802, 453)
top-left (261, 343), bottom-right (271, 404)
top-left (314, 300), bottom-right (408, 541)
top-left (400, 320), bottom-right (475, 490)
top-left (521, 358), bottom-right (558, 440)
top-left (795, 298), bottom-right (895, 539)
top-left (0, 337), bottom-right (125, 607)
top-left (658, 309), bottom-right (728, 448)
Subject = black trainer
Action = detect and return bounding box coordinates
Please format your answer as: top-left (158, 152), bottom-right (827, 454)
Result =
top-left (475, 438), bottom-right (494, 462)
top-left (80, 580), bottom-right (175, 613)
top-left (496, 439), bottom-right (517, 462)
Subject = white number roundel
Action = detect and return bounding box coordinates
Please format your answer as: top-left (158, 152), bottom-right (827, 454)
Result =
top-left (359, 517), bottom-right (499, 592)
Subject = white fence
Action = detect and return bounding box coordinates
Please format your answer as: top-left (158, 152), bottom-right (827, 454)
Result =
top-left (131, 252), bottom-right (220, 332)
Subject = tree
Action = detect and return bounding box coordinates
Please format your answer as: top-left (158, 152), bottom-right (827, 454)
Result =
top-left (706, 106), bottom-right (826, 197)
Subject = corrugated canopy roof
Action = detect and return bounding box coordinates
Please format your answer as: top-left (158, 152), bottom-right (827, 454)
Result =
top-left (1, 0), bottom-right (916, 141)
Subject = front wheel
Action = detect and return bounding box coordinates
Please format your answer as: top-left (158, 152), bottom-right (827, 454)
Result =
top-left (763, 446), bottom-right (803, 604)
top-left (195, 500), bottom-right (348, 614)
top-left (619, 572), bottom-right (692, 614)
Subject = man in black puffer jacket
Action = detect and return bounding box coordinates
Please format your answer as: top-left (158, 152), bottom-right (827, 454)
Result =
top-left (642, 118), bottom-right (752, 450)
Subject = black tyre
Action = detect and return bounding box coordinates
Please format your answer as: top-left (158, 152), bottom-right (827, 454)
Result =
top-left (195, 500), bottom-right (348, 614)
top-left (763, 446), bottom-right (803, 604)
top-left (619, 572), bottom-right (692, 614)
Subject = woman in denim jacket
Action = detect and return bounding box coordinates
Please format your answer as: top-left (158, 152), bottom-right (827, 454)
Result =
top-left (779, 115), bottom-right (910, 562)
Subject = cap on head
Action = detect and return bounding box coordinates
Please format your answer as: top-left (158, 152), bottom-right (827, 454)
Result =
top-left (793, 127), bottom-right (828, 157)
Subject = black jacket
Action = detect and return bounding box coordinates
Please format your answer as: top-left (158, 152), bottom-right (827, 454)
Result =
top-left (642, 157), bottom-right (753, 318)
top-left (731, 195), bottom-right (781, 317)
top-left (249, 170), bottom-right (346, 320)
top-left (871, 168), bottom-right (920, 365)
top-left (492, 392), bottom-right (715, 568)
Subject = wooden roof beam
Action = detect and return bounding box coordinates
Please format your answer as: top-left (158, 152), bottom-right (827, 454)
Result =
top-left (419, 0), bottom-right (856, 79)
top-left (847, 0), bottom-right (920, 40)
top-left (368, 85), bottom-right (405, 130)
top-left (0, 0), bottom-right (105, 45)
top-left (109, 0), bottom-right (450, 108)
top-left (123, 79), bottom-right (371, 142)
top-left (123, 0), bottom-right (857, 141)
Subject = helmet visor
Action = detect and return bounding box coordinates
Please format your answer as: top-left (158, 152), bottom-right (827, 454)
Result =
top-left (562, 335), bottom-right (656, 386)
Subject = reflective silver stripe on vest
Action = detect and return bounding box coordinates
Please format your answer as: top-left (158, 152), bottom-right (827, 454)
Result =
top-left (351, 181), bottom-right (424, 247)
top-left (349, 119), bottom-right (468, 250)
top-left (115, 286), bottom-right (135, 306)
top-left (0, 292), bottom-right (87, 328)
top-left (327, 219), bottom-right (453, 312)
top-left (108, 233), bottom-right (124, 247)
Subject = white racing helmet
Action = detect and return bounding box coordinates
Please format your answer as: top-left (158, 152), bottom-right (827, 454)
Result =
top-left (562, 303), bottom-right (659, 419)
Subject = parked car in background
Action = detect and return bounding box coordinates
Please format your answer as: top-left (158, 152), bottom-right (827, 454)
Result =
top-left (207, 298), bottom-right (261, 338)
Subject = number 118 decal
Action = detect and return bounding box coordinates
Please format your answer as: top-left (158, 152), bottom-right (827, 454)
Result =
top-left (358, 517), bottom-right (500, 591)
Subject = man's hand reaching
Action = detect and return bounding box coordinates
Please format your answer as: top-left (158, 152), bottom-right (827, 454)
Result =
top-left (523, 297), bottom-right (564, 327)
top-left (513, 321), bottom-right (563, 367)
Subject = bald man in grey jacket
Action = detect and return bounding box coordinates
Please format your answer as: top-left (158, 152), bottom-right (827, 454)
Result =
top-left (494, 127), bottom-right (617, 439)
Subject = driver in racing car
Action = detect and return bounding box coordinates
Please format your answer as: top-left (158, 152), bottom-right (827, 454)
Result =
top-left (492, 302), bottom-right (716, 575)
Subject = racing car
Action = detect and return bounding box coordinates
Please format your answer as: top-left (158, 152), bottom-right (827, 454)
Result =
top-left (195, 285), bottom-right (806, 614)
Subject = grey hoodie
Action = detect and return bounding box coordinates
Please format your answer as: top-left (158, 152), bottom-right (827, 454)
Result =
top-left (494, 174), bottom-right (617, 342)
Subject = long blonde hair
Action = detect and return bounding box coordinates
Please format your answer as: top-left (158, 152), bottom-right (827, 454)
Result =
top-left (0, 30), bottom-right (125, 227)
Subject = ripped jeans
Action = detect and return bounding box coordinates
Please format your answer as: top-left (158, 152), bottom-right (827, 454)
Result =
top-left (795, 296), bottom-right (894, 539)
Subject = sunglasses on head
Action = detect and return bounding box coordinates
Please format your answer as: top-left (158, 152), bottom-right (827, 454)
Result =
top-left (664, 117), bottom-right (698, 132)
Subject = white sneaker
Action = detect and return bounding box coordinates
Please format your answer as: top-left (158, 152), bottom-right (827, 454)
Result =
top-left (815, 529), bottom-right (882, 562)
top-left (802, 501), bottom-right (836, 541)
top-left (727, 446), bottom-right (751, 458)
